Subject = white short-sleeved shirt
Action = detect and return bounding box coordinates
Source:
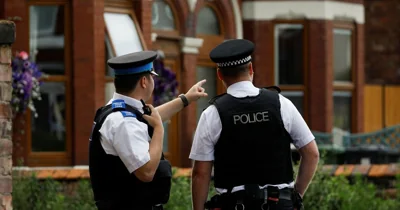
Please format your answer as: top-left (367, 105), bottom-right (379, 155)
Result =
top-left (189, 81), bottom-right (315, 193)
top-left (98, 92), bottom-right (151, 173)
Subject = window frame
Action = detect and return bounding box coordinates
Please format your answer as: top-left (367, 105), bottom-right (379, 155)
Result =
top-left (151, 0), bottom-right (180, 38)
top-left (104, 0), bottom-right (133, 8)
top-left (332, 21), bottom-right (356, 132)
top-left (272, 20), bottom-right (309, 122)
top-left (25, 0), bottom-right (72, 166)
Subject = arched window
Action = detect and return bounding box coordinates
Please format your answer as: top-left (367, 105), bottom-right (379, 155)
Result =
top-left (152, 0), bottom-right (176, 31)
top-left (196, 6), bottom-right (220, 35)
top-left (195, 4), bottom-right (224, 121)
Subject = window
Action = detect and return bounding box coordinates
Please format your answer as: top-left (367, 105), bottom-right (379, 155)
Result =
top-left (274, 23), bottom-right (307, 117)
top-left (28, 3), bottom-right (72, 165)
top-left (196, 4), bottom-right (224, 122)
top-left (152, 0), bottom-right (175, 30)
top-left (333, 29), bottom-right (352, 82)
top-left (104, 9), bottom-right (145, 103)
top-left (333, 91), bottom-right (352, 132)
top-left (196, 6), bottom-right (220, 35)
top-left (104, 12), bottom-right (144, 56)
top-left (333, 27), bottom-right (354, 133)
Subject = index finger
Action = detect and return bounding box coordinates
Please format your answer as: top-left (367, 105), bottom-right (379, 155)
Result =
top-left (196, 79), bottom-right (207, 87)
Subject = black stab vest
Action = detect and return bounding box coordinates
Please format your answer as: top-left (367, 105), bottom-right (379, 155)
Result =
top-left (210, 88), bottom-right (294, 190)
top-left (88, 100), bottom-right (172, 209)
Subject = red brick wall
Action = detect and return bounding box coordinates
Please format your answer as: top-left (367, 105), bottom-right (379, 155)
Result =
top-left (242, 20), bottom-right (274, 87)
top-left (308, 20), bottom-right (334, 132)
top-left (4, 0), bottom-right (29, 166)
top-left (364, 0), bottom-right (400, 84)
top-left (0, 20), bottom-right (15, 210)
top-left (134, 0), bottom-right (152, 49)
top-left (72, 0), bottom-right (105, 165)
top-left (354, 24), bottom-right (365, 132)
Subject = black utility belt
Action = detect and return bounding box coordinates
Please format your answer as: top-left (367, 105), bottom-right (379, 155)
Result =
top-left (230, 185), bottom-right (293, 201)
top-left (205, 185), bottom-right (304, 210)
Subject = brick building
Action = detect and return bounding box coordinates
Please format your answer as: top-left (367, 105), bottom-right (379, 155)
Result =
top-left (0, 0), bottom-right (399, 169)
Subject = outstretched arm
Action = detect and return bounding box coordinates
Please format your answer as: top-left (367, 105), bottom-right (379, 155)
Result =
top-left (156, 79), bottom-right (208, 122)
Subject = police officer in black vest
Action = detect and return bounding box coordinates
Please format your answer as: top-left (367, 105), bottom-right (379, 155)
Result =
top-left (190, 39), bottom-right (320, 210)
top-left (89, 51), bottom-right (208, 210)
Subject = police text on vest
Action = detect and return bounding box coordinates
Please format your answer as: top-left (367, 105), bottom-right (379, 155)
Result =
top-left (233, 111), bottom-right (269, 125)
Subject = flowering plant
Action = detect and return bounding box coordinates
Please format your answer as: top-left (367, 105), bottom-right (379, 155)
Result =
top-left (152, 53), bottom-right (179, 106)
top-left (11, 51), bottom-right (45, 118)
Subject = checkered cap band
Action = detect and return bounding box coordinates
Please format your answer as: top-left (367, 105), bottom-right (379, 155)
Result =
top-left (217, 56), bottom-right (252, 67)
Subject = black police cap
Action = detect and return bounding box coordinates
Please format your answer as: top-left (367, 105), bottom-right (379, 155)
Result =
top-left (209, 39), bottom-right (255, 68)
top-left (107, 50), bottom-right (159, 76)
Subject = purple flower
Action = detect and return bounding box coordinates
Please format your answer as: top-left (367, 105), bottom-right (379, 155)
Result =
top-left (23, 61), bottom-right (30, 69)
top-left (11, 51), bottom-right (44, 118)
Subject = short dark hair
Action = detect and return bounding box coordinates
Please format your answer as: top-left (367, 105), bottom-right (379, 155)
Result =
top-left (114, 72), bottom-right (151, 94)
top-left (218, 62), bottom-right (250, 77)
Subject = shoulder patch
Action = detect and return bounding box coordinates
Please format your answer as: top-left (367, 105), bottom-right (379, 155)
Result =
top-left (112, 99), bottom-right (126, 109)
top-left (120, 111), bottom-right (136, 118)
top-left (208, 93), bottom-right (227, 104)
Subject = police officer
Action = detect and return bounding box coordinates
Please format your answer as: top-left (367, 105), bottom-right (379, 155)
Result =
top-left (89, 50), bottom-right (207, 210)
top-left (189, 39), bottom-right (320, 210)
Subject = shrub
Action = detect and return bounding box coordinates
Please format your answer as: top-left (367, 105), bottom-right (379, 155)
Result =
top-left (12, 174), bottom-right (97, 210)
top-left (12, 167), bottom-right (400, 210)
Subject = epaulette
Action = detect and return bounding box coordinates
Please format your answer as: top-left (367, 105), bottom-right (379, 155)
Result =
top-left (208, 93), bottom-right (227, 105)
top-left (120, 111), bottom-right (136, 118)
top-left (111, 99), bottom-right (137, 118)
top-left (263, 86), bottom-right (281, 93)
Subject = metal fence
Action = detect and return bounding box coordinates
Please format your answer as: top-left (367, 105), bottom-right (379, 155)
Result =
top-left (312, 124), bottom-right (400, 153)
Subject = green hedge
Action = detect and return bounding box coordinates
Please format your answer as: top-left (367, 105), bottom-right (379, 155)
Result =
top-left (13, 166), bottom-right (400, 210)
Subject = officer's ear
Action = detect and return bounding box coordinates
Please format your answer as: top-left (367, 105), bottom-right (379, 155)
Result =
top-left (139, 74), bottom-right (150, 89)
top-left (248, 62), bottom-right (254, 76)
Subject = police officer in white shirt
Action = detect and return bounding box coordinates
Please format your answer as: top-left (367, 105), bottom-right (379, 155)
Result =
top-left (190, 39), bottom-right (319, 210)
top-left (88, 51), bottom-right (208, 210)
